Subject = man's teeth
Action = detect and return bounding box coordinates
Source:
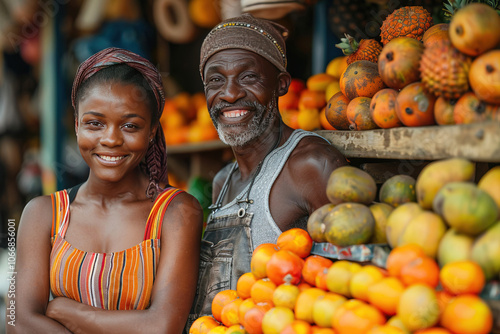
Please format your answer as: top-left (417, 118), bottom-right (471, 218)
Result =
top-left (99, 155), bottom-right (125, 162)
top-left (224, 110), bottom-right (249, 118)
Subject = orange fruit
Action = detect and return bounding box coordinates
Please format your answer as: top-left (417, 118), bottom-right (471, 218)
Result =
top-left (297, 108), bottom-right (321, 131)
top-left (237, 273), bottom-right (258, 299)
top-left (266, 250), bottom-right (304, 286)
top-left (190, 316), bottom-right (221, 334)
top-left (273, 282), bottom-right (300, 309)
top-left (400, 256), bottom-right (440, 288)
top-left (439, 260), bottom-right (485, 295)
top-left (386, 244), bottom-right (426, 278)
top-left (281, 110), bottom-right (300, 130)
top-left (239, 298), bottom-right (256, 328)
top-left (366, 325), bottom-right (405, 334)
top-left (349, 265), bottom-right (386, 302)
top-left (326, 260), bottom-right (362, 297)
top-left (281, 320), bottom-right (312, 334)
top-left (319, 107), bottom-right (336, 130)
top-left (440, 294), bottom-right (493, 334)
top-left (261, 307), bottom-right (295, 334)
top-left (250, 278), bottom-right (276, 304)
top-left (314, 268), bottom-right (329, 290)
top-left (243, 303), bottom-right (273, 334)
top-left (367, 277), bottom-right (405, 316)
top-left (298, 89), bottom-right (327, 110)
top-left (332, 299), bottom-right (386, 334)
top-left (307, 73), bottom-right (336, 92)
top-left (251, 244), bottom-right (280, 279)
top-left (297, 282), bottom-right (313, 292)
top-left (397, 284), bottom-right (440, 332)
top-left (289, 78), bottom-right (306, 95)
top-left (414, 328), bottom-right (452, 334)
top-left (312, 292), bottom-right (346, 328)
top-left (208, 326), bottom-right (228, 334)
top-left (435, 290), bottom-right (454, 315)
top-left (386, 316), bottom-right (411, 334)
top-left (279, 90), bottom-right (300, 111)
top-left (395, 82), bottom-right (436, 127)
top-left (221, 299), bottom-right (244, 327)
top-left (277, 228), bottom-right (314, 259)
top-left (311, 327), bottom-right (335, 334)
top-left (212, 290), bottom-right (240, 322)
top-left (225, 324), bottom-right (247, 334)
top-left (340, 60), bottom-right (387, 100)
top-left (326, 56), bottom-right (348, 80)
top-left (302, 255), bottom-right (333, 286)
top-left (325, 81), bottom-right (341, 102)
top-left (294, 288), bottom-right (327, 324)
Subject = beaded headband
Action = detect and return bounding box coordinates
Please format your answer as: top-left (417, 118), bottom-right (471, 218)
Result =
top-left (199, 13), bottom-right (288, 80)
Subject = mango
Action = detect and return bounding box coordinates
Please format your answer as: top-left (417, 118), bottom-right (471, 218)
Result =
top-left (471, 221), bottom-right (500, 280)
top-left (379, 174), bottom-right (417, 207)
top-left (416, 158), bottom-right (475, 209)
top-left (326, 166), bottom-right (377, 205)
top-left (478, 166), bottom-right (500, 217)
top-left (369, 203), bottom-right (394, 244)
top-left (433, 182), bottom-right (498, 236)
top-left (398, 211), bottom-right (447, 258)
top-left (323, 202), bottom-right (375, 247)
top-left (307, 203), bottom-right (336, 243)
top-left (385, 202), bottom-right (422, 248)
top-left (437, 228), bottom-right (474, 267)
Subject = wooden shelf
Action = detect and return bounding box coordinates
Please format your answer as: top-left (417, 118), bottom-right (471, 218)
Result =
top-left (316, 122), bottom-right (500, 163)
top-left (167, 140), bottom-right (229, 155)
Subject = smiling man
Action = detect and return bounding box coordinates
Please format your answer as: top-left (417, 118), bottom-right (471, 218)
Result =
top-left (187, 13), bottom-right (347, 326)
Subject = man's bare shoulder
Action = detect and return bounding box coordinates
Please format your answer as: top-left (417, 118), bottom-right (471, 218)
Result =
top-left (288, 134), bottom-right (347, 171)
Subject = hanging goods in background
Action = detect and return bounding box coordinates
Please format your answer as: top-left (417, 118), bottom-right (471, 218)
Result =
top-left (154, 0), bottom-right (197, 44)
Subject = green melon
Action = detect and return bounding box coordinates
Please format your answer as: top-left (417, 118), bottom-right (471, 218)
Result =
top-left (379, 174), bottom-right (417, 207)
top-left (326, 166), bottom-right (377, 205)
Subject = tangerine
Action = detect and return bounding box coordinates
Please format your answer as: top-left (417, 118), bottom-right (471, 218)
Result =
top-left (366, 325), bottom-right (405, 334)
top-left (190, 316), bottom-right (221, 334)
top-left (298, 89), bottom-right (327, 110)
top-left (349, 265), bottom-right (386, 301)
top-left (326, 260), bottom-right (362, 297)
top-left (314, 268), bottom-right (329, 290)
top-left (243, 303), bottom-right (273, 334)
top-left (237, 273), bottom-right (258, 299)
top-left (272, 282), bottom-right (300, 310)
top-left (400, 256), bottom-right (440, 288)
top-left (208, 326), bottom-right (228, 334)
top-left (250, 279), bottom-right (276, 304)
top-left (367, 277), bottom-right (405, 316)
top-left (440, 294), bottom-right (493, 334)
top-left (281, 320), bottom-right (313, 334)
top-left (250, 244), bottom-right (279, 279)
top-left (266, 250), bottom-right (304, 286)
top-left (297, 108), bottom-right (321, 131)
top-left (326, 56), bottom-right (348, 80)
top-left (212, 290), bottom-right (240, 322)
top-left (386, 244), bottom-right (426, 278)
top-left (261, 307), bottom-right (295, 334)
top-left (279, 90), bottom-right (300, 111)
top-left (302, 255), bottom-right (333, 286)
top-left (239, 298), bottom-right (256, 328)
top-left (294, 288), bottom-right (327, 324)
top-left (312, 292), bottom-right (346, 328)
top-left (440, 260), bottom-right (485, 295)
top-left (221, 299), bottom-right (244, 327)
top-left (332, 299), bottom-right (386, 334)
top-left (277, 228), bottom-right (314, 258)
top-left (307, 73), bottom-right (336, 92)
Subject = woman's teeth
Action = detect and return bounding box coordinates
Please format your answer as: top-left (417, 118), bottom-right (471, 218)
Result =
top-left (99, 155), bottom-right (125, 162)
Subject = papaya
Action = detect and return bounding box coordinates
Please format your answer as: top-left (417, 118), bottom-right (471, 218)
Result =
top-left (437, 228), bottom-right (474, 267)
top-left (398, 211), bottom-right (447, 258)
top-left (379, 175), bottom-right (417, 207)
top-left (369, 203), bottom-right (394, 244)
top-left (471, 221), bottom-right (500, 280)
top-left (307, 203), bottom-right (336, 243)
top-left (433, 182), bottom-right (498, 236)
top-left (415, 158), bottom-right (475, 209)
top-left (478, 166), bottom-right (500, 216)
top-left (326, 166), bottom-right (377, 205)
top-left (323, 203), bottom-right (375, 247)
top-left (385, 202), bottom-right (422, 248)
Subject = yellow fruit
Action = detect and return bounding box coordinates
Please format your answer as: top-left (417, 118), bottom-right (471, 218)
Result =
top-left (297, 108), bottom-right (321, 131)
top-left (273, 283), bottom-right (300, 309)
top-left (312, 293), bottom-right (346, 328)
top-left (349, 265), bottom-right (386, 302)
top-left (397, 284), bottom-right (440, 332)
top-left (326, 56), bottom-right (348, 79)
top-left (325, 81), bottom-right (341, 102)
top-left (261, 307), bottom-right (295, 334)
top-left (326, 261), bottom-right (362, 297)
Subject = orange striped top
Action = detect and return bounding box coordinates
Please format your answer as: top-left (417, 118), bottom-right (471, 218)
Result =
top-left (49, 187), bottom-right (183, 310)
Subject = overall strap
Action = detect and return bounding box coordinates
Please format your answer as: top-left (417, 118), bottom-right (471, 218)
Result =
top-left (50, 190), bottom-right (70, 242)
top-left (144, 187), bottom-right (184, 240)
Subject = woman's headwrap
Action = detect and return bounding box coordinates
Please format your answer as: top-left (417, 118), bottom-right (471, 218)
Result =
top-left (199, 13), bottom-right (288, 81)
top-left (71, 47), bottom-right (168, 198)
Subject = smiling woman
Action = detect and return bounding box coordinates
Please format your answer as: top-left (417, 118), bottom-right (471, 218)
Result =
top-left (8, 48), bottom-right (203, 334)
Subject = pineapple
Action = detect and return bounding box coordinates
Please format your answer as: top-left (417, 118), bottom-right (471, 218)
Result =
top-left (335, 34), bottom-right (383, 65)
top-left (380, 6), bottom-right (433, 45)
top-left (444, 0), bottom-right (500, 20)
top-left (420, 39), bottom-right (473, 99)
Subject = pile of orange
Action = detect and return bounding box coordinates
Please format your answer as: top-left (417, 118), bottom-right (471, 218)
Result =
top-left (161, 91), bottom-right (219, 146)
top-left (190, 238), bottom-right (494, 334)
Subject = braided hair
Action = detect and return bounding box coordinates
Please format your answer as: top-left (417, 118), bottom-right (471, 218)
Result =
top-left (74, 64), bottom-right (168, 199)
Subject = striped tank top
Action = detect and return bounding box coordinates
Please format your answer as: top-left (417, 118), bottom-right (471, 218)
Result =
top-left (49, 187), bottom-right (183, 310)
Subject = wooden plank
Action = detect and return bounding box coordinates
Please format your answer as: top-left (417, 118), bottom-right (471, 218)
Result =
top-left (316, 122), bottom-right (500, 162)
